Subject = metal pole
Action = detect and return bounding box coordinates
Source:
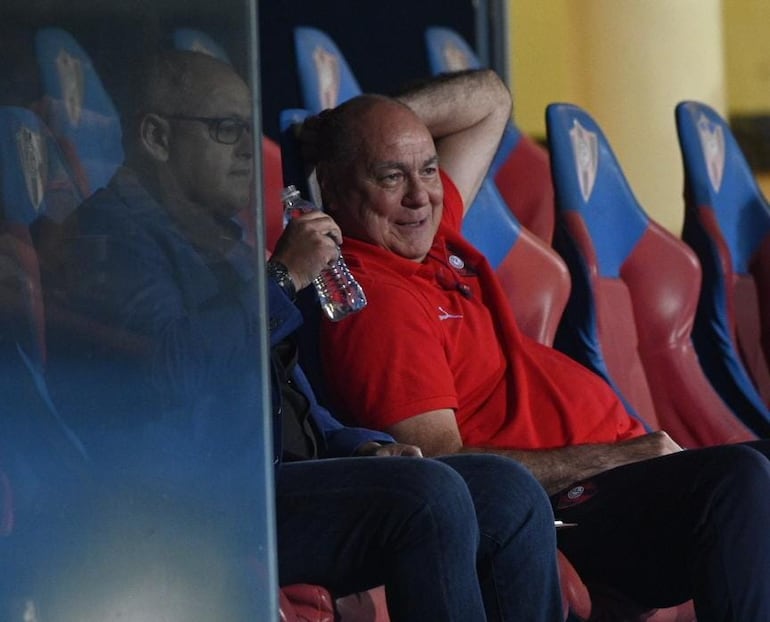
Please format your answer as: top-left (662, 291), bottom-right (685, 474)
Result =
top-left (246, 0), bottom-right (280, 618)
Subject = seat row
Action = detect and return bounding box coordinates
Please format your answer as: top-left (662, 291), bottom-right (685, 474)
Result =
top-left (0, 26), bottom-right (581, 622)
top-left (284, 24), bottom-right (770, 622)
top-left (4, 20), bottom-right (770, 622)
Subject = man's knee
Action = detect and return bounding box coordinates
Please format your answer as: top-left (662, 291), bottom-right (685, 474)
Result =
top-left (698, 444), bottom-right (770, 502)
top-left (437, 454), bottom-right (554, 538)
top-left (379, 457), bottom-right (479, 530)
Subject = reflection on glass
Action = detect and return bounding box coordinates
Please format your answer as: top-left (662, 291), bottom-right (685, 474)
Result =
top-left (0, 3), bottom-right (275, 619)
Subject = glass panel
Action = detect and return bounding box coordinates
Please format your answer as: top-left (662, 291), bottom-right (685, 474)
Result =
top-left (0, 1), bottom-right (277, 619)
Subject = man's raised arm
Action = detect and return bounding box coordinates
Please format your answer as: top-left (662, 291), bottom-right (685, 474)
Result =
top-left (396, 68), bottom-right (511, 214)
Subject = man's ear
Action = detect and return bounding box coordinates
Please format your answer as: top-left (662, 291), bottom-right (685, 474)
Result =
top-left (139, 113), bottom-right (171, 162)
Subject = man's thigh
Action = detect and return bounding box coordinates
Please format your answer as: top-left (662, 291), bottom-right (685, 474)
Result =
top-left (551, 443), bottom-right (770, 607)
top-left (275, 456), bottom-right (474, 592)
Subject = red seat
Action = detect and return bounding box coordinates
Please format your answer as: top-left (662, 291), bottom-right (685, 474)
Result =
top-left (676, 100), bottom-right (770, 436)
top-left (280, 584), bottom-right (335, 622)
top-left (461, 177), bottom-right (569, 348)
top-left (493, 130), bottom-right (555, 244)
top-left (547, 100), bottom-right (762, 622)
top-left (547, 102), bottom-right (756, 448)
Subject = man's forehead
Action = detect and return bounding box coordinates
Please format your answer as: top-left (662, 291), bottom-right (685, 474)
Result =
top-left (189, 70), bottom-right (251, 113)
top-left (364, 124), bottom-right (436, 160)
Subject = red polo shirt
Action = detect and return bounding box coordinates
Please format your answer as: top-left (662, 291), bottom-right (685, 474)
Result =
top-left (320, 172), bottom-right (644, 449)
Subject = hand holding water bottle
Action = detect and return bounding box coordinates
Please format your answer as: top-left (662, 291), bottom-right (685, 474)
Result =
top-left (279, 185), bottom-right (367, 321)
top-left (271, 206), bottom-right (341, 292)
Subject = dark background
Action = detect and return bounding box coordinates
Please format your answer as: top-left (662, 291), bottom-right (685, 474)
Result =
top-left (0, 0), bottom-right (487, 140)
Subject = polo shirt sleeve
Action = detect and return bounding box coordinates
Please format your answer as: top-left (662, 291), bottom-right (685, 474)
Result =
top-left (320, 279), bottom-right (459, 431)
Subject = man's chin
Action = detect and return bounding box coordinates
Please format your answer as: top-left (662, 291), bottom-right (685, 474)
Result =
top-left (394, 242), bottom-right (433, 263)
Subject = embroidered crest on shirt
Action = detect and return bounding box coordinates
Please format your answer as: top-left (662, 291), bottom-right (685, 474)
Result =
top-left (569, 119), bottom-right (598, 202)
top-left (696, 113), bottom-right (725, 193)
top-left (438, 306), bottom-right (463, 321)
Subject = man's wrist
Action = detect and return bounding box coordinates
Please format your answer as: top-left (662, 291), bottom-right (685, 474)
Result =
top-left (267, 259), bottom-right (297, 300)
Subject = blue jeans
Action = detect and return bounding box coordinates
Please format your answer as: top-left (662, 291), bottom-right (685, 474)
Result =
top-left (276, 453), bottom-right (563, 622)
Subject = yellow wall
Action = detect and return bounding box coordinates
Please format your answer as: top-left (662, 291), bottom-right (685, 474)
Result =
top-left (723, 0), bottom-right (770, 114)
top-left (509, 0), bottom-right (730, 234)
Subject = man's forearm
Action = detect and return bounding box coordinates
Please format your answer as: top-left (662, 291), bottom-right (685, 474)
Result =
top-left (396, 68), bottom-right (511, 141)
top-left (458, 442), bottom-right (617, 495)
top-left (458, 431), bottom-right (683, 495)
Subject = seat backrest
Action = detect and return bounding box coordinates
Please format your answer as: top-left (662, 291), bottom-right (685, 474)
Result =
top-left (0, 106), bottom-right (82, 367)
top-left (547, 102), bottom-right (757, 445)
top-left (675, 100), bottom-right (770, 437)
top-left (462, 179), bottom-right (570, 346)
top-left (293, 26), bottom-right (362, 113)
top-left (423, 26), bottom-right (555, 243)
top-left (33, 27), bottom-right (123, 197)
top-left (424, 26), bottom-right (482, 73)
top-left (0, 107), bottom-right (92, 541)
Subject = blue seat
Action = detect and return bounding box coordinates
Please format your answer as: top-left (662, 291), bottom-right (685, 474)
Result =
top-left (424, 26), bottom-right (554, 243)
top-left (676, 100), bottom-right (770, 437)
top-left (0, 107), bottom-right (92, 616)
top-left (0, 106), bottom-right (81, 366)
top-left (33, 27), bottom-right (123, 196)
top-left (547, 102), bottom-right (756, 446)
top-left (462, 178), bottom-right (571, 347)
top-left (0, 104), bottom-right (85, 442)
top-left (293, 26), bottom-right (362, 113)
top-left (547, 101), bottom-right (713, 622)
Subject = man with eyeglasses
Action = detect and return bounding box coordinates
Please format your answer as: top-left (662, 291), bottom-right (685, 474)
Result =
top-left (52, 50), bottom-right (564, 621)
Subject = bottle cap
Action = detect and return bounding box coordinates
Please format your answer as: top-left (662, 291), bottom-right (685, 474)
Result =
top-left (281, 185), bottom-right (300, 202)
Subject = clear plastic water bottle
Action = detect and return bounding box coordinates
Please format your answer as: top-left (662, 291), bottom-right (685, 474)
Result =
top-left (281, 185), bottom-right (367, 322)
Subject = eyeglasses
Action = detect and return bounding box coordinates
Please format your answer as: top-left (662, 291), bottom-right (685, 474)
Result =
top-left (164, 114), bottom-right (252, 145)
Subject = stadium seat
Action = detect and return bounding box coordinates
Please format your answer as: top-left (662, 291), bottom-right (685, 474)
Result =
top-left (548, 100), bottom-right (770, 620)
top-left (424, 26), bottom-right (555, 243)
top-left (547, 102), bottom-right (755, 447)
top-left (293, 26), bottom-right (362, 113)
top-left (462, 178), bottom-right (570, 346)
top-left (675, 100), bottom-right (770, 437)
top-left (0, 104), bottom-right (91, 617)
top-left (32, 27), bottom-right (123, 197)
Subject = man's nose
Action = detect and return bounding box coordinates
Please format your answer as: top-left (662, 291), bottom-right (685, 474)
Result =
top-left (403, 176), bottom-right (429, 206)
top-left (236, 129), bottom-right (254, 159)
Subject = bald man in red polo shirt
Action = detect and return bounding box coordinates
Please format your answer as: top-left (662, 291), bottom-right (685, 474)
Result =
top-left (311, 69), bottom-right (770, 620)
